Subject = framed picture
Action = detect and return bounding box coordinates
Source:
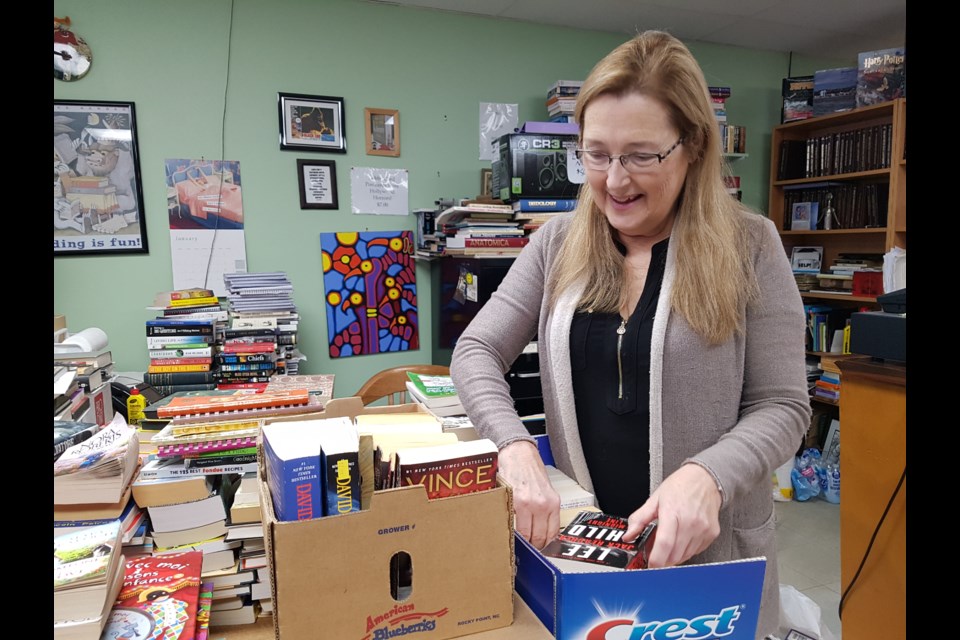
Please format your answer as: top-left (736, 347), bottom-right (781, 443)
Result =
top-left (364, 107), bottom-right (400, 157)
top-left (791, 201), bottom-right (819, 231)
top-left (480, 168), bottom-right (493, 197)
top-left (54, 100), bottom-right (149, 256)
top-left (297, 159), bottom-right (339, 210)
top-left (278, 92), bottom-right (346, 153)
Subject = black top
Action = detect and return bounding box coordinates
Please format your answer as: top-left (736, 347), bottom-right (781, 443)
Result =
top-left (570, 238), bottom-right (669, 518)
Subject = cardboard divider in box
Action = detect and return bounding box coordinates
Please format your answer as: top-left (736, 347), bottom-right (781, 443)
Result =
top-left (514, 532), bottom-right (767, 640)
top-left (258, 398), bottom-right (516, 640)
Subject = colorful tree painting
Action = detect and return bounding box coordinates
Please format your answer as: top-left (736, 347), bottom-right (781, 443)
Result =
top-left (320, 230), bottom-right (418, 358)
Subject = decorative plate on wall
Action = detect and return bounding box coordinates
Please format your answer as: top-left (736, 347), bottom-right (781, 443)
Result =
top-left (54, 16), bottom-right (93, 81)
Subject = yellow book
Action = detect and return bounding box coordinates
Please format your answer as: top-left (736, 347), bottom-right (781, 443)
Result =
top-left (170, 418), bottom-right (264, 437)
top-left (147, 363), bottom-right (212, 374)
top-left (842, 324), bottom-right (851, 354)
top-left (166, 295), bottom-right (220, 307)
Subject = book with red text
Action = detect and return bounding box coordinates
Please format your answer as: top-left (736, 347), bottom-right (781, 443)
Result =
top-left (540, 510), bottom-right (654, 569)
top-left (393, 438), bottom-right (498, 499)
top-left (102, 550), bottom-right (204, 640)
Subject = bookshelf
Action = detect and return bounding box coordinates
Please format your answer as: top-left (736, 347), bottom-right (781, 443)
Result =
top-left (768, 98), bottom-right (907, 305)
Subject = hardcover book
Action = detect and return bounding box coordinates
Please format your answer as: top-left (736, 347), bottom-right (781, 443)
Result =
top-left (856, 47), bottom-right (906, 107)
top-left (781, 75), bottom-right (815, 123)
top-left (540, 510), bottom-right (653, 570)
top-left (812, 66), bottom-right (858, 116)
top-left (102, 550), bottom-right (204, 640)
top-left (393, 438), bottom-right (499, 500)
top-left (512, 198), bottom-right (578, 212)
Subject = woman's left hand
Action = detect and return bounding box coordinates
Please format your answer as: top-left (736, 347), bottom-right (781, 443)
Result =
top-left (625, 463), bottom-right (721, 568)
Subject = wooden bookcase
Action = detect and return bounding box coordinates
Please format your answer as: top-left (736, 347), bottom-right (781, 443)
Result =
top-left (768, 98), bottom-right (907, 306)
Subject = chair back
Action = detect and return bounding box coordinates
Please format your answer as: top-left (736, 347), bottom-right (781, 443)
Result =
top-left (354, 364), bottom-right (451, 406)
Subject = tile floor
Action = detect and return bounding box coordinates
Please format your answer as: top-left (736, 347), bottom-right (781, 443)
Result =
top-left (775, 497), bottom-right (842, 639)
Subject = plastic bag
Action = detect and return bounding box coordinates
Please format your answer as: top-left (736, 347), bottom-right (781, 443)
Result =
top-left (778, 584), bottom-right (837, 640)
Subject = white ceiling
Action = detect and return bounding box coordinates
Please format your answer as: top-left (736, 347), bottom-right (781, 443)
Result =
top-left (368, 0), bottom-right (906, 62)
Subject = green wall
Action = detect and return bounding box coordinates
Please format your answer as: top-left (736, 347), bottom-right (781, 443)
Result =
top-left (53, 0), bottom-right (846, 397)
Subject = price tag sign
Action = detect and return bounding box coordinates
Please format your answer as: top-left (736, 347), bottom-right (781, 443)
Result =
top-left (567, 147), bottom-right (586, 184)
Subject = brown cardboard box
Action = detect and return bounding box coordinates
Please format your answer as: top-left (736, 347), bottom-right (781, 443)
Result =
top-left (54, 314), bottom-right (67, 342)
top-left (260, 398), bottom-right (515, 640)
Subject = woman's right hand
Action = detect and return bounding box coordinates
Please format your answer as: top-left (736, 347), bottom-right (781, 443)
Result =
top-left (498, 440), bottom-right (561, 549)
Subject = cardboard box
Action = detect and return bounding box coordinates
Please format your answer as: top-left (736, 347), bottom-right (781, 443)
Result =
top-left (54, 314), bottom-right (67, 342)
top-left (492, 133), bottom-right (579, 202)
top-left (514, 533), bottom-right (767, 639)
top-left (260, 398), bottom-right (516, 640)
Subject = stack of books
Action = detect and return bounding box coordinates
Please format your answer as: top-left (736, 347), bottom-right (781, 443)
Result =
top-left (546, 79), bottom-right (582, 122)
top-left (437, 202), bottom-right (525, 257)
top-left (54, 521), bottom-right (126, 640)
top-left (145, 288), bottom-right (226, 396)
top-left (54, 419), bottom-right (146, 545)
top-left (404, 371), bottom-right (465, 418)
top-left (512, 197), bottom-right (577, 235)
top-left (222, 271), bottom-right (304, 382)
top-left (54, 326), bottom-right (116, 427)
top-left (261, 416), bottom-right (362, 522)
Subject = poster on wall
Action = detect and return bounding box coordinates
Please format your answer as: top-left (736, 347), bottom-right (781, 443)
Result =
top-left (320, 230), bottom-right (418, 358)
top-left (479, 102), bottom-right (518, 161)
top-left (165, 158), bottom-right (248, 297)
top-left (54, 100), bottom-right (148, 256)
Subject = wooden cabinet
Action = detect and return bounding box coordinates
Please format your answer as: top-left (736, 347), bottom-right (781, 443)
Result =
top-left (768, 99), bottom-right (906, 306)
top-left (836, 356), bottom-right (906, 640)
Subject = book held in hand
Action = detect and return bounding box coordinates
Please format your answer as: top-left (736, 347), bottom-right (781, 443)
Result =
top-left (540, 510), bottom-right (655, 570)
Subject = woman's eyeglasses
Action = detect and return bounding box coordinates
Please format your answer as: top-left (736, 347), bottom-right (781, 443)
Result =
top-left (575, 138), bottom-right (683, 173)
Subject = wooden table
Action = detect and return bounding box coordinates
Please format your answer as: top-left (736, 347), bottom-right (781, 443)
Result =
top-left (205, 592), bottom-right (552, 639)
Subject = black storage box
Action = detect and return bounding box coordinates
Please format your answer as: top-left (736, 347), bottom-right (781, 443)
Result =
top-left (492, 133), bottom-right (579, 202)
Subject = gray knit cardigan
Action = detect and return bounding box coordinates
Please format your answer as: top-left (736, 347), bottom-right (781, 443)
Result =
top-left (450, 210), bottom-right (812, 639)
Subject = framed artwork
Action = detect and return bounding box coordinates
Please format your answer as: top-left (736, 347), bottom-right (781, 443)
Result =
top-left (54, 100), bottom-right (149, 256)
top-left (320, 230), bottom-right (418, 358)
top-left (278, 92), bottom-right (346, 153)
top-left (791, 201), bottom-right (818, 231)
top-left (480, 168), bottom-right (493, 197)
top-left (364, 107), bottom-right (400, 157)
top-left (297, 159), bottom-right (339, 210)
